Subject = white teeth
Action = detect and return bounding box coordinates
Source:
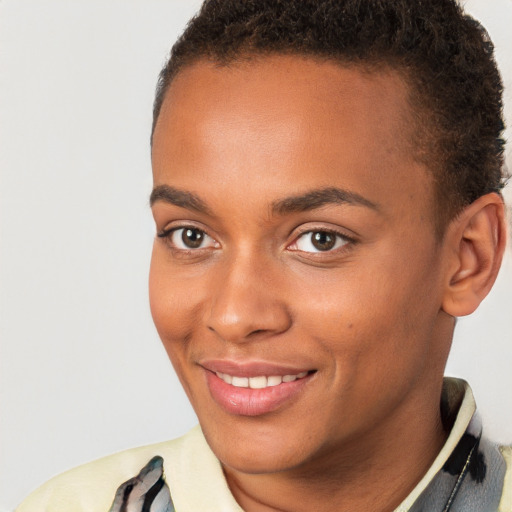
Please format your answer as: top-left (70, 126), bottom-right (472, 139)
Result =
top-left (232, 376), bottom-right (249, 387)
top-left (267, 375), bottom-right (283, 387)
top-left (216, 372), bottom-right (233, 384)
top-left (216, 371), bottom-right (310, 388)
top-left (249, 376), bottom-right (267, 389)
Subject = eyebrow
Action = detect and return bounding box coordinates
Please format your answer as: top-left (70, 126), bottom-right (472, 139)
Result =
top-left (149, 184), bottom-right (379, 215)
top-left (271, 187), bottom-right (379, 215)
top-left (149, 185), bottom-right (212, 214)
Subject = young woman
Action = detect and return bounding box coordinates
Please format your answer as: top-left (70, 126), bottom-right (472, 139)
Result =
top-left (16, 1), bottom-right (511, 511)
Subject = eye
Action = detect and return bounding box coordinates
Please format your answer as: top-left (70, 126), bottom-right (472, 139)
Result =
top-left (288, 230), bottom-right (350, 253)
top-left (158, 227), bottom-right (218, 250)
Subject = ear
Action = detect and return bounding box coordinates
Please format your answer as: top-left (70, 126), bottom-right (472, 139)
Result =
top-left (442, 193), bottom-right (507, 317)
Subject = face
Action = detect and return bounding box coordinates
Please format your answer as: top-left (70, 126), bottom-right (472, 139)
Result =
top-left (150, 56), bottom-right (452, 475)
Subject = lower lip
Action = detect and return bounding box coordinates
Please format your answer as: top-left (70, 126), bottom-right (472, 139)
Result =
top-left (205, 371), bottom-right (313, 416)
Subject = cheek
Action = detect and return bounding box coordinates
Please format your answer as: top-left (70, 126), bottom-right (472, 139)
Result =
top-left (149, 246), bottom-right (201, 358)
top-left (149, 247), bottom-right (208, 406)
top-left (292, 266), bottom-right (439, 436)
top-left (295, 249), bottom-right (440, 375)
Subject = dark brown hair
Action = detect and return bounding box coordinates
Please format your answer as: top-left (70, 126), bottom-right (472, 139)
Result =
top-left (152, 0), bottom-right (506, 232)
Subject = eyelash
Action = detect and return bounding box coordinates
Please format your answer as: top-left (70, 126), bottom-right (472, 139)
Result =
top-left (157, 226), bottom-right (218, 253)
top-left (157, 225), bottom-right (356, 256)
top-left (288, 228), bottom-right (355, 255)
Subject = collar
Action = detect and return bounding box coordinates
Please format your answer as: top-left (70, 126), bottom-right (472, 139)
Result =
top-left (395, 377), bottom-right (506, 512)
top-left (110, 378), bottom-right (506, 512)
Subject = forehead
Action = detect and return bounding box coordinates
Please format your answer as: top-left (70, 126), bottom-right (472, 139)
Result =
top-left (151, 55), bottom-right (432, 222)
top-left (154, 56), bottom-right (414, 154)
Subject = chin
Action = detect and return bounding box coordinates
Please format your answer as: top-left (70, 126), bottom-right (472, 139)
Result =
top-left (216, 443), bottom-right (304, 475)
top-left (199, 415), bottom-right (315, 475)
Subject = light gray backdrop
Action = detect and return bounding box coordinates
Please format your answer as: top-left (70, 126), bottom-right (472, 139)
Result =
top-left (0, 1), bottom-right (511, 510)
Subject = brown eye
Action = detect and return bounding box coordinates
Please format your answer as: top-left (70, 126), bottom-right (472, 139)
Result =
top-left (158, 227), bottom-right (218, 251)
top-left (311, 232), bottom-right (336, 251)
top-left (181, 228), bottom-right (204, 248)
top-left (289, 230), bottom-right (349, 253)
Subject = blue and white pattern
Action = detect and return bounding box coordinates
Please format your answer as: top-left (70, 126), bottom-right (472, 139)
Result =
top-left (108, 456), bottom-right (175, 512)
top-left (408, 414), bottom-right (507, 511)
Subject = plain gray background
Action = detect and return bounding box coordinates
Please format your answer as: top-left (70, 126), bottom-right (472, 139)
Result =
top-left (0, 1), bottom-right (511, 510)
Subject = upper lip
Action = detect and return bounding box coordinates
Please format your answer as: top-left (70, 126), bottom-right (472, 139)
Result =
top-left (200, 359), bottom-right (314, 377)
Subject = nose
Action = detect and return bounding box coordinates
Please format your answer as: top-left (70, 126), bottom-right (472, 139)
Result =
top-left (206, 253), bottom-right (292, 343)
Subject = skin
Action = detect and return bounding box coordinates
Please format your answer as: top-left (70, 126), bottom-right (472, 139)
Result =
top-left (149, 56), bottom-right (506, 511)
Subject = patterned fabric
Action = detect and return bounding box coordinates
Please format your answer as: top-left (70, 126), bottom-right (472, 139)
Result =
top-left (407, 414), bottom-right (507, 511)
top-left (108, 456), bottom-right (175, 512)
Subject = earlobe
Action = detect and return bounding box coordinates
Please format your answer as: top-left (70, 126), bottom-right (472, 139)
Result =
top-left (442, 193), bottom-right (507, 317)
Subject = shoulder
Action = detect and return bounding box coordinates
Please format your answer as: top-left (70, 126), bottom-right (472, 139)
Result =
top-left (499, 444), bottom-right (512, 512)
top-left (15, 426), bottom-right (204, 512)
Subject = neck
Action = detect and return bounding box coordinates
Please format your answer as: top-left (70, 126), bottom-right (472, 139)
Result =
top-left (223, 381), bottom-right (448, 512)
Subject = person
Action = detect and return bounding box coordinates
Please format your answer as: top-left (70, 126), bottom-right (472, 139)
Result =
top-left (16, 0), bottom-right (511, 511)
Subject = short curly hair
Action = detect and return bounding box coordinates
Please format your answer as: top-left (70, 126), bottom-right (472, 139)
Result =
top-left (152, 0), bottom-right (506, 233)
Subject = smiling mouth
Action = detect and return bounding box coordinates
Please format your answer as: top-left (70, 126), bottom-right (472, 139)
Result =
top-left (204, 367), bottom-right (316, 416)
top-left (215, 371), bottom-right (310, 389)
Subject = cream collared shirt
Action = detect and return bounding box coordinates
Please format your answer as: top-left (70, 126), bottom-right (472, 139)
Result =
top-left (16, 379), bottom-right (511, 512)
